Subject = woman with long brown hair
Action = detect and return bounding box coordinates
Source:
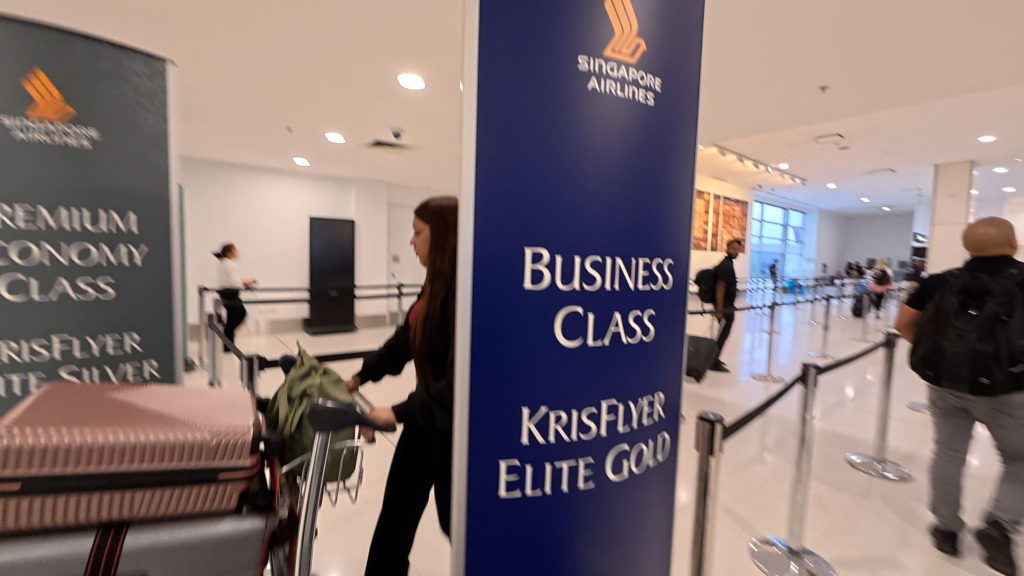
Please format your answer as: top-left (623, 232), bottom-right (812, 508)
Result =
top-left (345, 196), bottom-right (458, 575)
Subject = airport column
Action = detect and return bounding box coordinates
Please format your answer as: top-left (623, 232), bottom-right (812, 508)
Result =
top-left (928, 161), bottom-right (974, 273)
top-left (0, 16), bottom-right (181, 416)
top-left (452, 1), bottom-right (705, 575)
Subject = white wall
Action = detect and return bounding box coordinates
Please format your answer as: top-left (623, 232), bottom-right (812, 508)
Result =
top-left (816, 210), bottom-right (848, 274)
top-left (181, 158), bottom-right (436, 329)
top-left (688, 175), bottom-right (753, 280)
top-left (838, 212), bottom-right (915, 269)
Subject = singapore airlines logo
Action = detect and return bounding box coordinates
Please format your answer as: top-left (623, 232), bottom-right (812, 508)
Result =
top-left (603, 0), bottom-right (647, 65)
top-left (1, 67), bottom-right (101, 149)
top-left (575, 0), bottom-right (663, 108)
top-left (21, 68), bottom-right (77, 123)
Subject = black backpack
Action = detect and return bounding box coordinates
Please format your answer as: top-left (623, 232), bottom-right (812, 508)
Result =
top-left (695, 268), bottom-right (716, 304)
top-left (910, 267), bottom-right (1024, 394)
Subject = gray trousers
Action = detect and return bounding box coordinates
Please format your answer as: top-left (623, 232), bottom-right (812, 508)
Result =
top-left (929, 386), bottom-right (1024, 533)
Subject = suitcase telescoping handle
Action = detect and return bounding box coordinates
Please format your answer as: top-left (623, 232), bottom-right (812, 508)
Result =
top-left (306, 398), bottom-right (397, 433)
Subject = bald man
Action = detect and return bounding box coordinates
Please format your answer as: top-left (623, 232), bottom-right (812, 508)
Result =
top-left (897, 217), bottom-right (1024, 576)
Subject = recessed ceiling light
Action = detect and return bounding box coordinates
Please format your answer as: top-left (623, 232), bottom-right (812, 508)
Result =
top-left (1003, 187), bottom-right (1017, 193)
top-left (324, 132), bottom-right (346, 144)
top-left (978, 135), bottom-right (998, 143)
top-left (993, 167), bottom-right (1010, 174)
top-left (860, 197), bottom-right (871, 203)
top-left (397, 73), bottom-right (426, 91)
top-left (777, 162), bottom-right (790, 170)
top-left (826, 182), bottom-right (838, 190)
top-left (292, 157), bottom-right (311, 167)
top-left (971, 189), bottom-right (980, 195)
top-left (882, 206), bottom-right (892, 212)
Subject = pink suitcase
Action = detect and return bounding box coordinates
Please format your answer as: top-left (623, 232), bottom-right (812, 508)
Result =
top-left (0, 382), bottom-right (262, 534)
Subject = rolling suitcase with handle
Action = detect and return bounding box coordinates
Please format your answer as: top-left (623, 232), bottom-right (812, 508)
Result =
top-left (685, 335), bottom-right (720, 382)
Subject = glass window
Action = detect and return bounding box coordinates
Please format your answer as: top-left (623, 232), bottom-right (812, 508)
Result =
top-left (749, 201), bottom-right (814, 276)
top-left (763, 205), bottom-right (785, 224)
top-left (763, 223), bottom-right (784, 239)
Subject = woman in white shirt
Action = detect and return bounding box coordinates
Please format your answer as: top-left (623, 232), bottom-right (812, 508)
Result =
top-left (214, 243), bottom-right (255, 349)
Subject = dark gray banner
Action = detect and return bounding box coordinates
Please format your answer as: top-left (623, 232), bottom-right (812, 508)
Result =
top-left (0, 16), bottom-right (174, 415)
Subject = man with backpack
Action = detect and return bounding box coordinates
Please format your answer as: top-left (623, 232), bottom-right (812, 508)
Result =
top-left (896, 217), bottom-right (1024, 576)
top-left (710, 239), bottom-right (743, 372)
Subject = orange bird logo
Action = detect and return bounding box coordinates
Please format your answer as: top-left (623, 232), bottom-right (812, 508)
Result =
top-left (21, 68), bottom-right (77, 123)
top-left (603, 0), bottom-right (648, 65)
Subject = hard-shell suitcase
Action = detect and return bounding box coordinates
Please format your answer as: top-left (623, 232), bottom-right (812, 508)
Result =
top-left (685, 335), bottom-right (720, 382)
top-left (852, 295), bottom-right (865, 318)
top-left (0, 382), bottom-right (262, 535)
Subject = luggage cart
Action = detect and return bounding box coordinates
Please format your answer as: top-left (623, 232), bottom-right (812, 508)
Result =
top-left (268, 395), bottom-right (393, 576)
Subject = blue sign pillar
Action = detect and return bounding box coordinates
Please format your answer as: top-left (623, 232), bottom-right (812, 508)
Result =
top-left (453, 0), bottom-right (705, 574)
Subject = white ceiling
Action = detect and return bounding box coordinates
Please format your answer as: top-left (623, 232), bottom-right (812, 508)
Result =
top-left (3, 0), bottom-right (1024, 211)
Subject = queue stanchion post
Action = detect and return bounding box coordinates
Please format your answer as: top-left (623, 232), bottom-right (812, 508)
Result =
top-left (808, 295), bottom-right (836, 360)
top-left (845, 331), bottom-right (913, 481)
top-left (198, 286), bottom-right (207, 368)
top-left (241, 355), bottom-right (260, 394)
top-left (753, 300), bottom-right (785, 383)
top-left (206, 314), bottom-right (220, 388)
top-left (750, 363), bottom-right (837, 576)
top-left (397, 282), bottom-right (404, 321)
top-left (806, 281), bottom-right (819, 326)
top-left (690, 412), bottom-right (725, 576)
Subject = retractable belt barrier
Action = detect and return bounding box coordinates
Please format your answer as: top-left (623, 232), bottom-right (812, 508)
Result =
top-left (688, 281), bottom-right (909, 384)
top-left (204, 312), bottom-right (376, 392)
top-left (690, 330), bottom-right (910, 576)
top-left (196, 283), bottom-right (421, 368)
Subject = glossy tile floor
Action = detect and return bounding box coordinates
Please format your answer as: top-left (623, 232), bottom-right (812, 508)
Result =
top-left (186, 292), bottom-right (1018, 575)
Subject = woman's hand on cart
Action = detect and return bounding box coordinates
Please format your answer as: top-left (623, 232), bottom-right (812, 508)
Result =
top-left (307, 398), bottom-right (397, 438)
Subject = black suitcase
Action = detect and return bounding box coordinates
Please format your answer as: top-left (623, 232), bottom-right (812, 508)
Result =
top-left (852, 294), bottom-right (865, 318)
top-left (685, 335), bottom-right (720, 382)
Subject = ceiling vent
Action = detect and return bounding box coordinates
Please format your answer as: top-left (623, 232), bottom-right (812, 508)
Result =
top-left (866, 168), bottom-right (897, 176)
top-left (367, 139), bottom-right (411, 150)
top-left (367, 127), bottom-right (411, 150)
top-left (814, 132), bottom-right (849, 151)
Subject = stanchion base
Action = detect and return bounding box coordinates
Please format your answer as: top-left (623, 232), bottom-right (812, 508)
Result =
top-left (749, 538), bottom-right (837, 576)
top-left (907, 401), bottom-right (933, 415)
top-left (845, 453), bottom-right (914, 482)
top-left (752, 374), bottom-right (787, 384)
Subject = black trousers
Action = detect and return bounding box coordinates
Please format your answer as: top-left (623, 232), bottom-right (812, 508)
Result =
top-left (365, 426), bottom-right (452, 576)
top-left (218, 290), bottom-right (247, 346)
top-left (870, 291), bottom-right (885, 311)
top-left (715, 311), bottom-right (735, 362)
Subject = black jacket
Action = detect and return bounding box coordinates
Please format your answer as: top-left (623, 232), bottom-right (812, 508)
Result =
top-left (356, 291), bottom-right (455, 429)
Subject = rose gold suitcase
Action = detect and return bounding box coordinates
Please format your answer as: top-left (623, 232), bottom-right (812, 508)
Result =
top-left (0, 382), bottom-right (262, 534)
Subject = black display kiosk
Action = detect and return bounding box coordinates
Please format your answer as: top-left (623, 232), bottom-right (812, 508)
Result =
top-left (303, 217), bottom-right (357, 334)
